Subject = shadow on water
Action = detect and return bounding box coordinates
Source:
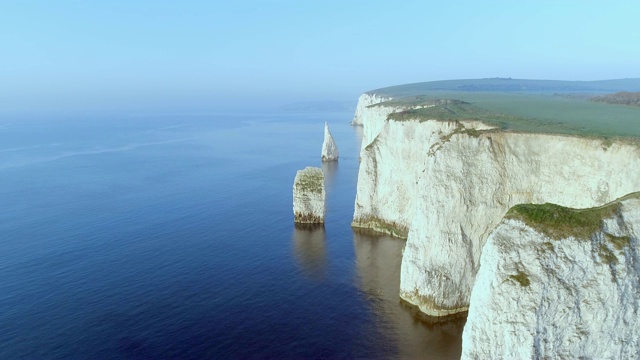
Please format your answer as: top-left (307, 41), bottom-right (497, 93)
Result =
top-left (292, 224), bottom-right (327, 282)
top-left (353, 229), bottom-right (466, 360)
top-left (352, 124), bottom-right (364, 151)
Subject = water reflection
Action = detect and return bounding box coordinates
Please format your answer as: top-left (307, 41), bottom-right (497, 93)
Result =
top-left (353, 230), bottom-right (466, 359)
top-left (292, 224), bottom-right (327, 281)
top-left (321, 161), bottom-right (339, 194)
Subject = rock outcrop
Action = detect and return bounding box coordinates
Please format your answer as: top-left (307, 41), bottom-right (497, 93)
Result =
top-left (462, 193), bottom-right (640, 359)
top-left (293, 167), bottom-right (325, 224)
top-left (351, 93), bottom-right (390, 126)
top-left (351, 95), bottom-right (640, 316)
top-left (321, 122), bottom-right (339, 162)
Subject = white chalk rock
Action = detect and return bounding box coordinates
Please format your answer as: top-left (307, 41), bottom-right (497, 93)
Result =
top-left (293, 167), bottom-right (325, 223)
top-left (321, 122), bottom-right (339, 162)
top-left (399, 130), bottom-right (640, 317)
top-left (351, 113), bottom-right (640, 316)
top-left (351, 93), bottom-right (390, 126)
top-left (351, 94), bottom-right (405, 157)
top-left (462, 194), bottom-right (640, 359)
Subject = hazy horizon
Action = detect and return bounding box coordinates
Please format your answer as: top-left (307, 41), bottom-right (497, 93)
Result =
top-left (2, 0), bottom-right (639, 116)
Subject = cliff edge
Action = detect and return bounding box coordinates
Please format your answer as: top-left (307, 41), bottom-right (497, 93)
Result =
top-left (351, 82), bottom-right (640, 317)
top-left (462, 193), bottom-right (640, 359)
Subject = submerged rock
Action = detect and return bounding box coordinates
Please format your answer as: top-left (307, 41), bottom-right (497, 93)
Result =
top-left (321, 122), bottom-right (339, 162)
top-left (462, 193), bottom-right (640, 359)
top-left (293, 167), bottom-right (325, 224)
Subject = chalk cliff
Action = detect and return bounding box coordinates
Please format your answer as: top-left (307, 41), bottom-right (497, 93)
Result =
top-left (321, 122), bottom-right (339, 162)
top-left (293, 167), bottom-right (325, 224)
top-left (351, 96), bottom-right (640, 316)
top-left (351, 93), bottom-right (391, 126)
top-left (462, 194), bottom-right (640, 359)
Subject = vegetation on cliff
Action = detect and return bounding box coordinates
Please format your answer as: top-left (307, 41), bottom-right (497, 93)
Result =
top-left (366, 78), bottom-right (640, 139)
top-left (294, 167), bottom-right (324, 194)
top-left (505, 193), bottom-right (640, 240)
top-left (368, 78), bottom-right (640, 98)
top-left (591, 91), bottom-right (640, 107)
top-left (374, 94), bottom-right (640, 139)
top-left (386, 99), bottom-right (525, 126)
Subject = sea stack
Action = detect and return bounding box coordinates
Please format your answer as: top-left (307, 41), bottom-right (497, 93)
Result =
top-left (293, 167), bottom-right (325, 224)
top-left (321, 122), bottom-right (339, 162)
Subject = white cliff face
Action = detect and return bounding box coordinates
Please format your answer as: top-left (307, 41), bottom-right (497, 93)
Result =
top-left (352, 120), bottom-right (456, 238)
top-left (351, 93), bottom-right (399, 157)
top-left (352, 94), bottom-right (455, 157)
top-left (321, 122), bottom-right (339, 162)
top-left (462, 195), bottom-right (640, 359)
top-left (400, 130), bottom-right (640, 316)
top-left (293, 167), bottom-right (325, 224)
top-left (351, 93), bottom-right (390, 126)
top-left (352, 114), bottom-right (640, 316)
top-left (351, 119), bottom-right (499, 238)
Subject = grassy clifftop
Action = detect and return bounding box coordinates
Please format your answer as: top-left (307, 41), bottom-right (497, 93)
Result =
top-left (505, 192), bottom-right (640, 240)
top-left (294, 167), bottom-right (324, 194)
top-left (365, 78), bottom-right (640, 138)
top-left (592, 92), bottom-right (640, 107)
top-left (367, 78), bottom-right (640, 97)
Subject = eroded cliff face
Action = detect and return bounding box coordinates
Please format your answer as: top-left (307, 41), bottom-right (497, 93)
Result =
top-left (400, 130), bottom-right (640, 316)
top-left (351, 93), bottom-right (407, 158)
top-left (352, 111), bottom-right (640, 316)
top-left (351, 118), bottom-right (499, 238)
top-left (461, 194), bottom-right (640, 359)
top-left (352, 120), bottom-right (452, 237)
top-left (351, 93), bottom-right (391, 126)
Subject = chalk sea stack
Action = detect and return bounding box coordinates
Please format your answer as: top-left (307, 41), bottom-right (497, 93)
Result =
top-left (293, 167), bottom-right (325, 224)
top-left (321, 122), bottom-right (339, 162)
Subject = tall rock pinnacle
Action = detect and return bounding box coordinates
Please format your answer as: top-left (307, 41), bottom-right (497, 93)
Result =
top-left (321, 122), bottom-right (339, 162)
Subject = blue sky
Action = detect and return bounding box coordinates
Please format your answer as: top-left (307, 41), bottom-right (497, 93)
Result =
top-left (1, 0), bottom-right (639, 115)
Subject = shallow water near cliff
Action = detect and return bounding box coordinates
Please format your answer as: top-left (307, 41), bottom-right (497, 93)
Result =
top-left (0, 110), bottom-right (465, 359)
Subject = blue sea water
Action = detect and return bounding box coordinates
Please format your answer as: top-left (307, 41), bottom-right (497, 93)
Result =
top-left (0, 110), bottom-right (465, 359)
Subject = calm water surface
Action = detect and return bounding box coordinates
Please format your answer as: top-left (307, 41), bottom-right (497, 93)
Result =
top-left (0, 110), bottom-right (465, 359)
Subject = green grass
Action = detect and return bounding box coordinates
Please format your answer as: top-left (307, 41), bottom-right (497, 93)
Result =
top-left (367, 95), bottom-right (445, 108)
top-left (368, 78), bottom-right (640, 97)
top-left (294, 168), bottom-right (324, 194)
top-left (377, 92), bottom-right (640, 139)
top-left (366, 79), bottom-right (640, 139)
top-left (591, 92), bottom-right (640, 107)
top-left (507, 202), bottom-right (617, 240)
top-left (506, 192), bottom-right (640, 240)
top-left (386, 99), bottom-right (529, 127)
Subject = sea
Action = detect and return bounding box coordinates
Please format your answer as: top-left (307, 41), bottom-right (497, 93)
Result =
top-left (0, 109), bottom-right (465, 359)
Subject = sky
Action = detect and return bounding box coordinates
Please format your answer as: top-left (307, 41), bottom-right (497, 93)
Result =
top-left (1, 0), bottom-right (639, 115)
